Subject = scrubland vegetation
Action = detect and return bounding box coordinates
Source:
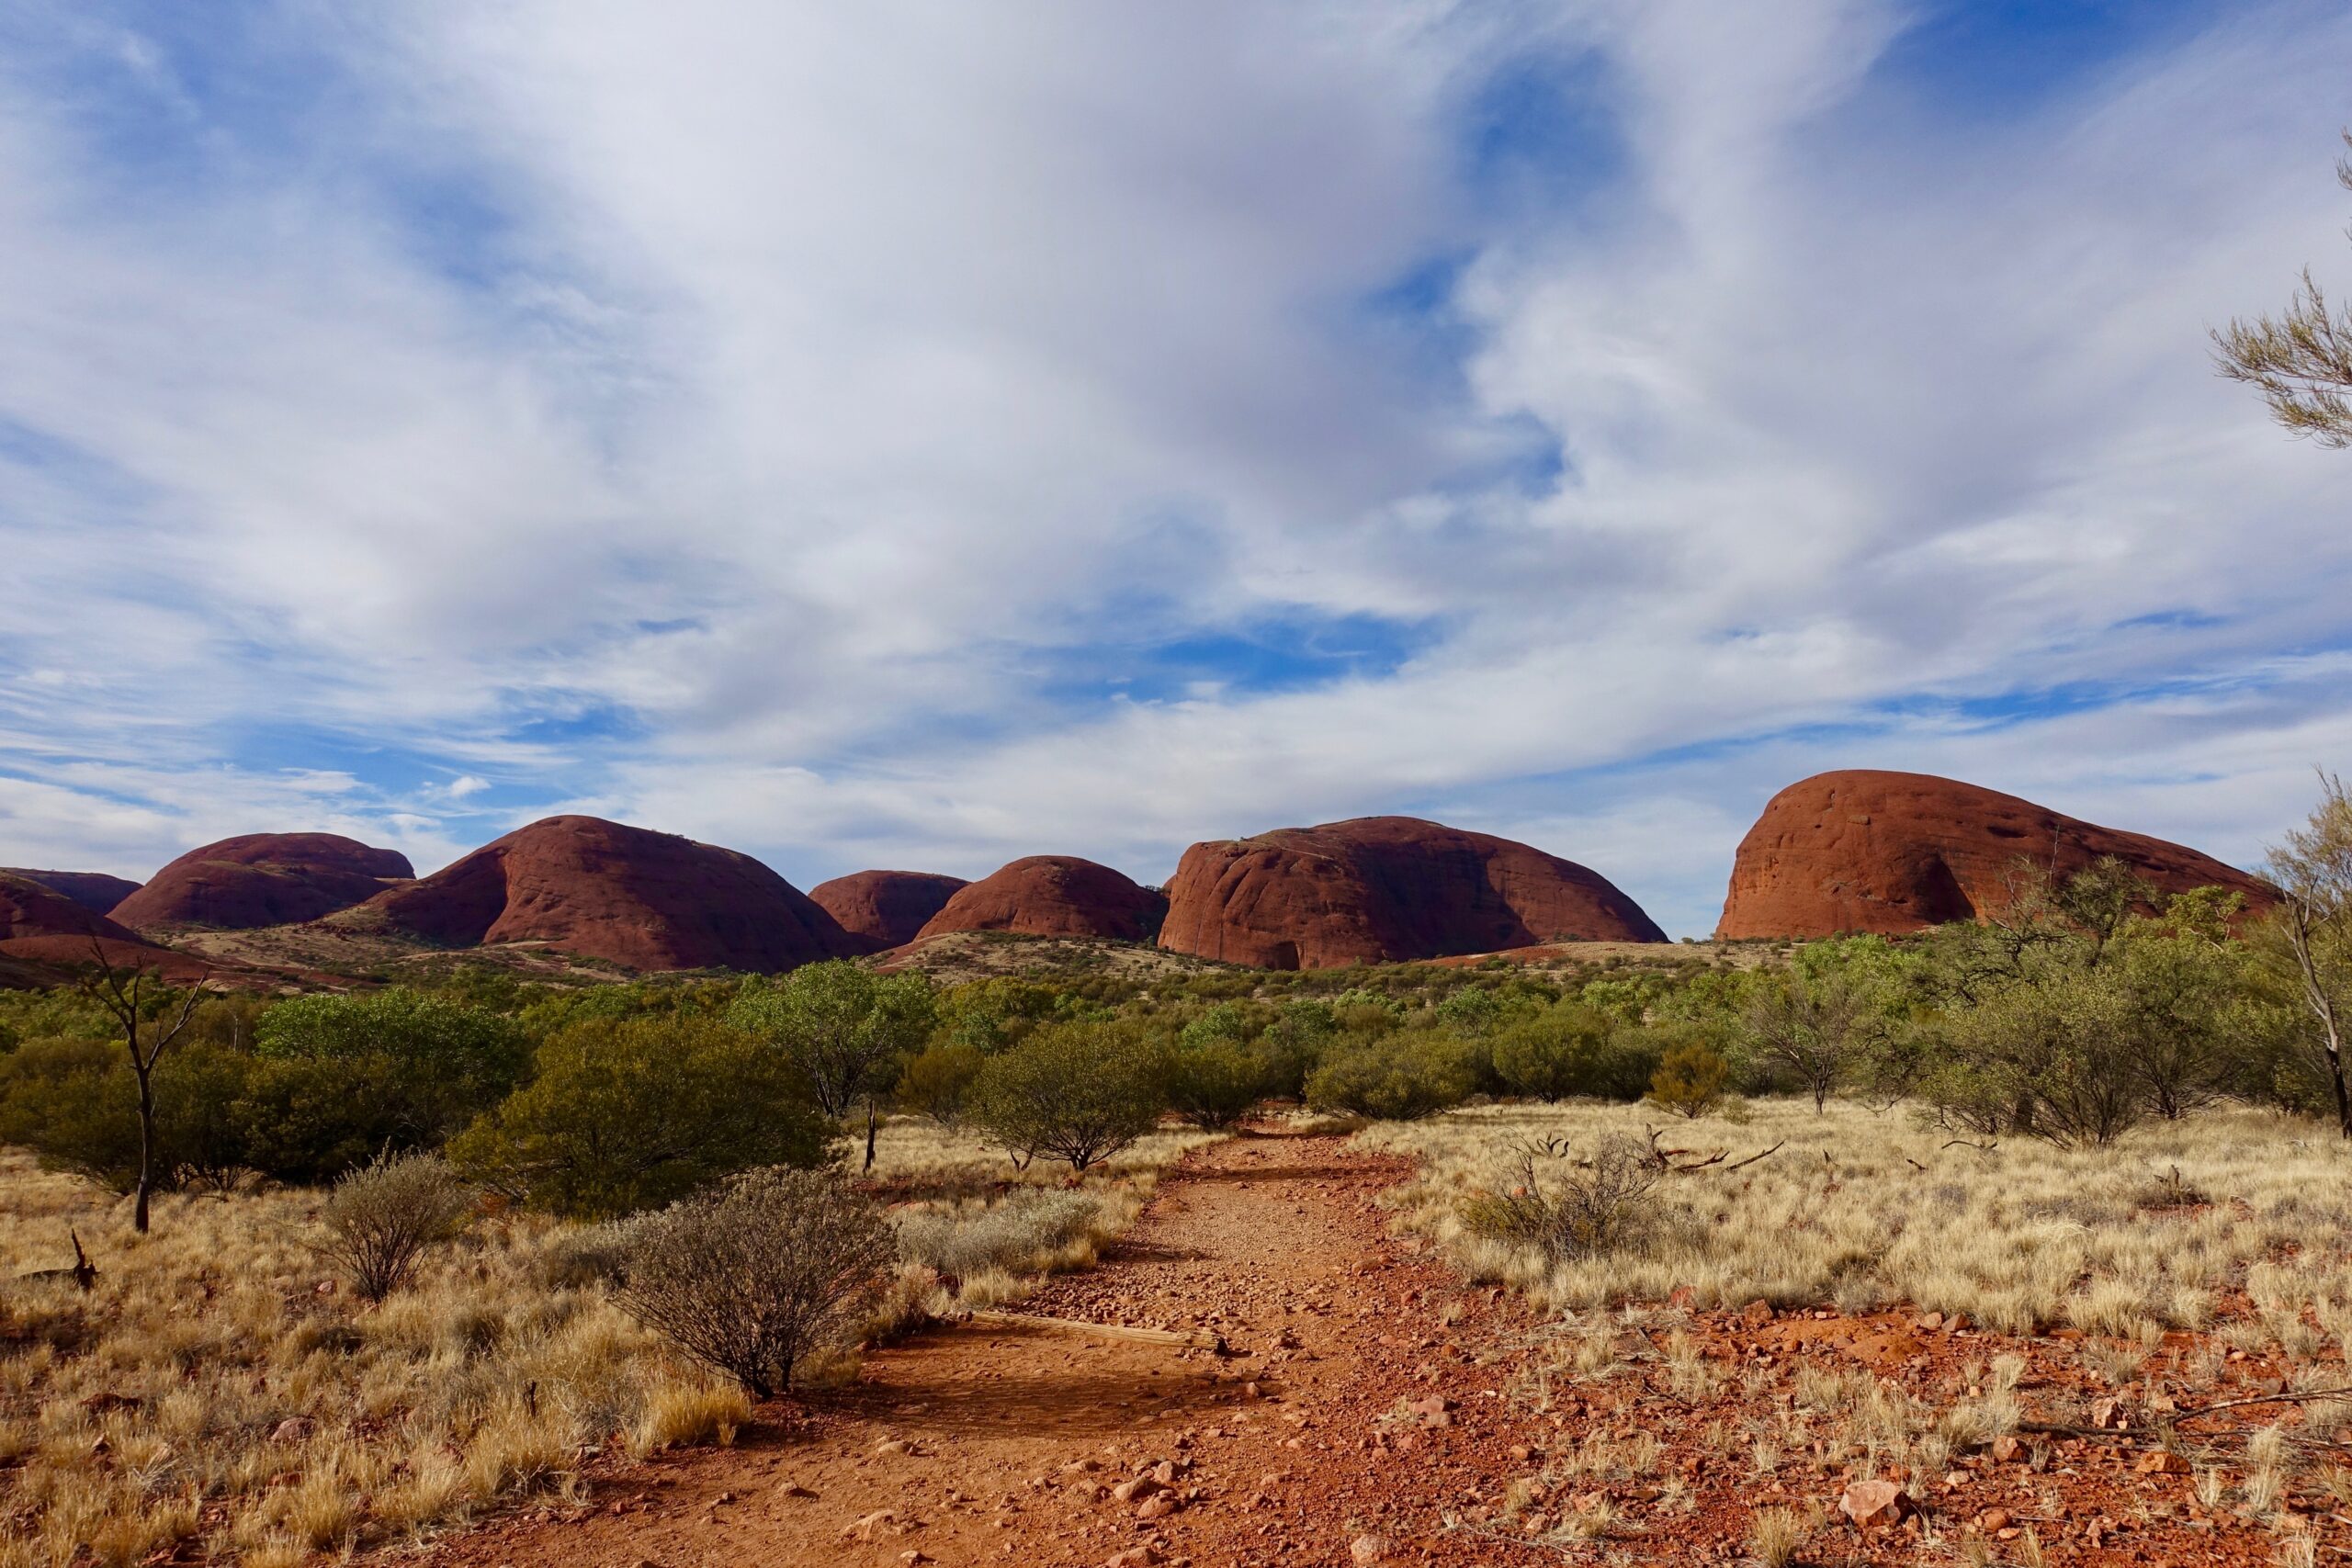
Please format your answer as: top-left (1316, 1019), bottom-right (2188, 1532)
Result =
top-left (1, 781), bottom-right (2346, 1563)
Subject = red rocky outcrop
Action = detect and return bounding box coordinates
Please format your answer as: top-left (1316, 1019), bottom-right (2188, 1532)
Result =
top-left (1157, 816), bottom-right (1667, 970)
top-left (0, 872), bottom-right (191, 973)
top-left (356, 815), bottom-right (856, 973)
top-left (914, 856), bottom-right (1166, 943)
top-left (0, 870), bottom-right (141, 916)
top-left (110, 834), bottom-right (413, 931)
top-left (808, 871), bottom-right (969, 953)
top-left (1714, 770), bottom-right (2272, 938)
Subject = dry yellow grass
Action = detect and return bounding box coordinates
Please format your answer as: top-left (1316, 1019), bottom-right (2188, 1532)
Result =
top-left (1362, 1099), bottom-right (2352, 1339)
top-left (0, 1117), bottom-right (1215, 1565)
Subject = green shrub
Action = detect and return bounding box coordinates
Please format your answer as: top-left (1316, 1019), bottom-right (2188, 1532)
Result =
top-left (255, 987), bottom-right (531, 1146)
top-left (0, 1037), bottom-right (259, 1191)
top-left (1304, 1034), bottom-right (1476, 1121)
top-left (1489, 1003), bottom-right (1621, 1100)
top-left (968, 1020), bottom-right (1168, 1172)
top-left (1164, 1040), bottom-right (1272, 1128)
top-left (448, 1017), bottom-right (828, 1218)
top-left (896, 1043), bottom-right (985, 1125)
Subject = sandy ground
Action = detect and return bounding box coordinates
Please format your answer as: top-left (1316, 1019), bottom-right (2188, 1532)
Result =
top-left (413, 1134), bottom-right (2345, 1568)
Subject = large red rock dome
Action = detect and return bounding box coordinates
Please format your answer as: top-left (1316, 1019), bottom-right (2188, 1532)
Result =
top-left (1158, 816), bottom-right (1667, 969)
top-left (1714, 770), bottom-right (2272, 938)
top-left (356, 815), bottom-right (857, 973)
top-left (808, 870), bottom-right (969, 953)
top-left (914, 856), bottom-right (1166, 943)
top-left (0, 871), bottom-right (192, 973)
top-left (110, 834), bottom-right (413, 931)
top-left (0, 870), bottom-right (141, 916)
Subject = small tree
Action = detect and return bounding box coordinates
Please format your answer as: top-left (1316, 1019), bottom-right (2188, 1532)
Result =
top-left (1164, 1040), bottom-right (1272, 1129)
top-left (968, 1021), bottom-right (1167, 1172)
top-left (1745, 968), bottom-right (1871, 1112)
top-left (2265, 773), bottom-right (2352, 1136)
top-left (1303, 1034), bottom-right (1477, 1122)
top-left (2213, 134), bottom-right (2352, 446)
top-left (449, 1017), bottom-right (829, 1218)
top-left (1490, 1003), bottom-right (1616, 1101)
top-left (315, 1150), bottom-right (475, 1302)
top-left (895, 1043), bottom-right (985, 1126)
top-left (616, 1167), bottom-right (896, 1398)
top-left (1645, 1040), bottom-right (1730, 1119)
top-left (729, 963), bottom-right (935, 1170)
top-left (71, 942), bottom-right (207, 1233)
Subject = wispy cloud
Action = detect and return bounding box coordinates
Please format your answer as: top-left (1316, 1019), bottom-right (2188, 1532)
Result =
top-left (1, 1), bottom-right (2346, 934)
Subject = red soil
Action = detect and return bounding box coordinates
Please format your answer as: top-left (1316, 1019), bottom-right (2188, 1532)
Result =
top-left (413, 1136), bottom-right (2312, 1568)
top-left (1716, 771), bottom-right (2274, 939)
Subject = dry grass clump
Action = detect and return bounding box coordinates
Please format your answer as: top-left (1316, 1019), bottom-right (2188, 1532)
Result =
top-left (1363, 1100), bottom-right (2352, 1334)
top-left (0, 1117), bottom-right (1212, 1565)
top-left (0, 1153), bottom-right (740, 1566)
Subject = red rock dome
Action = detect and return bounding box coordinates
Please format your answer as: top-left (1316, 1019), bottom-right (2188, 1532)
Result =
top-left (110, 833), bottom-right (413, 931)
top-left (808, 871), bottom-right (969, 953)
top-left (0, 871), bottom-right (188, 973)
top-left (356, 815), bottom-right (857, 973)
top-left (914, 856), bottom-right (1167, 943)
top-left (0, 870), bottom-right (141, 916)
top-left (1158, 816), bottom-right (1667, 969)
top-left (1714, 770), bottom-right (2272, 938)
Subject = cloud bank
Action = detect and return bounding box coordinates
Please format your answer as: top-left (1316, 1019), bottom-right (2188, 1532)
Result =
top-left (3, 0), bottom-right (2348, 935)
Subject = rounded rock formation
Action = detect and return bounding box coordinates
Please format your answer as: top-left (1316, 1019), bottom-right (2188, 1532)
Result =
top-left (1714, 770), bottom-right (2272, 938)
top-left (808, 870), bottom-right (969, 953)
top-left (356, 815), bottom-right (858, 973)
top-left (1157, 816), bottom-right (1667, 970)
top-left (0, 871), bottom-right (191, 974)
top-left (0, 870), bottom-right (142, 916)
top-left (111, 834), bottom-right (413, 931)
top-left (914, 856), bottom-right (1167, 944)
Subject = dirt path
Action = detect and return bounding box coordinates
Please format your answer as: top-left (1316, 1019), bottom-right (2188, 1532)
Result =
top-left (424, 1132), bottom-right (1555, 1568)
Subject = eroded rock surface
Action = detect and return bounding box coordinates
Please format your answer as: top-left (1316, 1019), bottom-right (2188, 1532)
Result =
top-left (1158, 816), bottom-right (1666, 969)
top-left (359, 815), bottom-right (856, 972)
top-left (1714, 770), bottom-right (2270, 938)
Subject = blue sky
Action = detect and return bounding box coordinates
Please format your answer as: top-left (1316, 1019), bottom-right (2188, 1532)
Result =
top-left (2, 0), bottom-right (2349, 938)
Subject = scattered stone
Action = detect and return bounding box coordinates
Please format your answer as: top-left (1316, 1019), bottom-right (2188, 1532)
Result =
top-left (1740, 1299), bottom-right (1775, 1329)
top-left (270, 1417), bottom-right (315, 1445)
top-left (2136, 1450), bottom-right (2193, 1475)
top-left (1838, 1480), bottom-right (1913, 1529)
top-left (1103, 1548), bottom-right (1160, 1568)
top-left (1111, 1476), bottom-right (1164, 1505)
top-left (1978, 1508), bottom-right (2011, 1532)
top-left (1349, 1534), bottom-right (1395, 1563)
top-left (2090, 1398), bottom-right (2127, 1431)
top-left (842, 1510), bottom-right (905, 1542)
top-left (776, 1483), bottom-right (820, 1500)
top-left (1916, 1311), bottom-right (1944, 1331)
top-left (1135, 1495), bottom-right (1180, 1521)
top-left (1989, 1437), bottom-right (2022, 1463)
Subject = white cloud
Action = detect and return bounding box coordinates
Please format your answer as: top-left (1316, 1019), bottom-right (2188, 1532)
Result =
top-left (1, 1), bottom-right (2348, 938)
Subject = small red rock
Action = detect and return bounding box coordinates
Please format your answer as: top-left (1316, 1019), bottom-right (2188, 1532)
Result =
top-left (1838, 1479), bottom-right (1913, 1529)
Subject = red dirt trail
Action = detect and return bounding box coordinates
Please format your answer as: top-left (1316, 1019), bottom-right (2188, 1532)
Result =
top-left (420, 1134), bottom-right (2330, 1568)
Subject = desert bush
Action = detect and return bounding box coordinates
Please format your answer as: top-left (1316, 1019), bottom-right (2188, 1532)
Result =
top-left (0, 1036), bottom-right (264, 1190)
top-left (896, 1042), bottom-right (985, 1125)
top-left (892, 1190), bottom-right (1104, 1281)
top-left (314, 1150), bottom-right (476, 1302)
top-left (968, 1019), bottom-right (1169, 1171)
top-left (1489, 1003), bottom-right (1623, 1100)
top-left (449, 1017), bottom-right (828, 1218)
top-left (256, 987), bottom-right (531, 1144)
top-left (1304, 1033), bottom-right (1477, 1121)
top-left (1458, 1135), bottom-right (1663, 1261)
top-left (1164, 1039), bottom-right (1273, 1128)
top-left (1646, 1039), bottom-right (1732, 1119)
top-left (615, 1167), bottom-right (896, 1397)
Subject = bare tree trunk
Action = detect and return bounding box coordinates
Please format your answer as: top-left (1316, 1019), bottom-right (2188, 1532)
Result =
top-left (133, 1063), bottom-right (155, 1234)
top-left (2286, 900), bottom-right (2352, 1138)
top-left (864, 1099), bottom-right (879, 1173)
